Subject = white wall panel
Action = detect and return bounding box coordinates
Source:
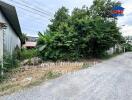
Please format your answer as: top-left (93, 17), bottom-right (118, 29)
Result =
top-left (0, 10), bottom-right (21, 55)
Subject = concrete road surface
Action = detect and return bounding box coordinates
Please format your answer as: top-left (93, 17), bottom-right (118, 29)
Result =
top-left (1, 52), bottom-right (132, 100)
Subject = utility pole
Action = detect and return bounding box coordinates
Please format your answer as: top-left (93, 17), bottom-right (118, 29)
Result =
top-left (0, 22), bottom-right (7, 77)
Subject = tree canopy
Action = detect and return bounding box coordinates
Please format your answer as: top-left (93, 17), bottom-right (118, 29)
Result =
top-left (37, 0), bottom-right (125, 61)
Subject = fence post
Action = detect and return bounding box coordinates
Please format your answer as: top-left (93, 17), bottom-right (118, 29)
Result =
top-left (0, 23), bottom-right (7, 77)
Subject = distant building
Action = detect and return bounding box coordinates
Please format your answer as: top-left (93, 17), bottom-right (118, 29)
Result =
top-left (23, 36), bottom-right (38, 49)
top-left (107, 44), bottom-right (122, 55)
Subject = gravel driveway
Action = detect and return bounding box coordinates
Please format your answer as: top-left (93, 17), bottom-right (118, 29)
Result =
top-left (1, 52), bottom-right (132, 100)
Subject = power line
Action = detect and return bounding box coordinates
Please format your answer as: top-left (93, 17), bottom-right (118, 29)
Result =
top-left (10, 0), bottom-right (53, 17)
top-left (2, 0), bottom-right (50, 18)
top-left (30, 0), bottom-right (54, 12)
top-left (20, 0), bottom-right (53, 15)
top-left (4, 0), bottom-right (51, 19)
top-left (15, 5), bottom-right (50, 19)
top-left (18, 8), bottom-right (50, 22)
top-left (3, 0), bottom-right (53, 22)
top-left (2, 0), bottom-right (50, 34)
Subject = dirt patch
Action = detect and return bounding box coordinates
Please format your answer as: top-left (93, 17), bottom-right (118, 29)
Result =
top-left (0, 60), bottom-right (101, 96)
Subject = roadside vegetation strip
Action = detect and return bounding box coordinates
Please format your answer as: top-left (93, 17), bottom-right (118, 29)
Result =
top-left (0, 53), bottom-right (121, 96)
top-left (0, 60), bottom-right (100, 96)
top-left (0, 70), bottom-right (61, 96)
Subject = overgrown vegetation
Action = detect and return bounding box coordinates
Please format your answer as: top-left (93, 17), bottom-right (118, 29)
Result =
top-left (0, 0), bottom-right (128, 95)
top-left (0, 71), bottom-right (61, 96)
top-left (123, 43), bottom-right (132, 52)
top-left (0, 47), bottom-right (38, 82)
top-left (0, 61), bottom-right (91, 95)
top-left (0, 52), bottom-right (20, 82)
top-left (18, 48), bottom-right (38, 60)
top-left (37, 0), bottom-right (125, 61)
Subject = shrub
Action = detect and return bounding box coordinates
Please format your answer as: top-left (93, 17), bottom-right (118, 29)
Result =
top-left (3, 54), bottom-right (20, 72)
top-left (19, 48), bottom-right (38, 60)
top-left (0, 52), bottom-right (20, 82)
top-left (0, 53), bottom-right (20, 73)
top-left (123, 43), bottom-right (132, 52)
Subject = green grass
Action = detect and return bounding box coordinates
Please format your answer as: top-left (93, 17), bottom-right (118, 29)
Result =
top-left (82, 63), bottom-right (91, 69)
top-left (100, 52), bottom-right (123, 60)
top-left (28, 71), bottom-right (61, 87)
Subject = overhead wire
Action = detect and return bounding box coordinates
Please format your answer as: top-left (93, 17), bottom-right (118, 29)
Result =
top-left (2, 0), bottom-right (51, 19)
top-left (10, 0), bottom-right (53, 17)
top-left (1, 0), bottom-right (52, 34)
top-left (20, 0), bottom-right (53, 16)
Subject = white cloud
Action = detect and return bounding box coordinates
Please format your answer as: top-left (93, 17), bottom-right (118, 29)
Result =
top-left (120, 25), bottom-right (132, 36)
top-left (118, 0), bottom-right (132, 36)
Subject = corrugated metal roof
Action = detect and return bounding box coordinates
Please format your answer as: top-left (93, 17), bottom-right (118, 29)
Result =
top-left (0, 1), bottom-right (24, 44)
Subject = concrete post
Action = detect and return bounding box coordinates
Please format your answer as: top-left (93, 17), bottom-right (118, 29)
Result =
top-left (0, 26), bottom-right (4, 76)
top-left (0, 23), bottom-right (7, 76)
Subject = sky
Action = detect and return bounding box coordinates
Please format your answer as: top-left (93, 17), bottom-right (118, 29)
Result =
top-left (3, 0), bottom-right (132, 37)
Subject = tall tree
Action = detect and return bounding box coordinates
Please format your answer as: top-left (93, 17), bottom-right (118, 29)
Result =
top-left (48, 7), bottom-right (70, 32)
top-left (37, 0), bottom-right (125, 60)
top-left (90, 0), bottom-right (116, 18)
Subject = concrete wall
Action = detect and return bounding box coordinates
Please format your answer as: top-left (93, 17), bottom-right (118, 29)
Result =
top-left (0, 10), bottom-right (21, 55)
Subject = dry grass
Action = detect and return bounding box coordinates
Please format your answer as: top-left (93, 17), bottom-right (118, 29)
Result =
top-left (0, 59), bottom-right (101, 96)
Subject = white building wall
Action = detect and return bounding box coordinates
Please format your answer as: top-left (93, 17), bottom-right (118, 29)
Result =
top-left (0, 28), bottom-right (3, 60)
top-left (0, 10), bottom-right (21, 55)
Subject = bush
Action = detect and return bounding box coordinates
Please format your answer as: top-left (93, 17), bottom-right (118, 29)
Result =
top-left (4, 54), bottom-right (20, 72)
top-left (123, 43), bottom-right (132, 52)
top-left (0, 53), bottom-right (20, 73)
top-left (18, 48), bottom-right (38, 60)
top-left (0, 52), bottom-right (20, 82)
